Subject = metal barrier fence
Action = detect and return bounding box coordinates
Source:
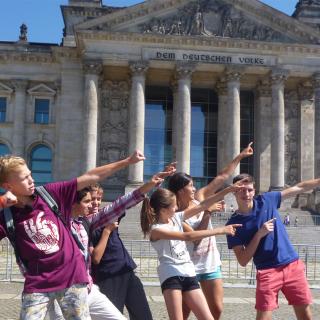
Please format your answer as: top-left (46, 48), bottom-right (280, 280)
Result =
top-left (209, 212), bottom-right (320, 227)
top-left (1, 239), bottom-right (319, 287)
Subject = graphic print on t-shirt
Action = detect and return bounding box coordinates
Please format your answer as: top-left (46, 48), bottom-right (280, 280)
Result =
top-left (170, 239), bottom-right (188, 260)
top-left (193, 237), bottom-right (214, 256)
top-left (23, 212), bottom-right (60, 254)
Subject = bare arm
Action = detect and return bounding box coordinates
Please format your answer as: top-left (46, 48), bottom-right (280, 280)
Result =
top-left (232, 218), bottom-right (276, 267)
top-left (184, 185), bottom-right (235, 221)
top-left (77, 150), bottom-right (145, 191)
top-left (150, 224), bottom-right (241, 242)
top-left (139, 166), bottom-right (176, 195)
top-left (196, 142), bottom-right (253, 201)
top-left (281, 178), bottom-right (320, 200)
top-left (91, 222), bottom-right (118, 265)
top-left (0, 191), bottom-right (17, 209)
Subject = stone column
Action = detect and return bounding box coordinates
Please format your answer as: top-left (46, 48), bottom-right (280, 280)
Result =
top-left (171, 80), bottom-right (179, 161)
top-left (224, 68), bottom-right (243, 176)
top-left (12, 80), bottom-right (28, 157)
top-left (82, 60), bottom-right (102, 172)
top-left (174, 63), bottom-right (194, 174)
top-left (128, 61), bottom-right (149, 185)
top-left (216, 80), bottom-right (228, 173)
top-left (298, 84), bottom-right (314, 181)
top-left (255, 80), bottom-right (272, 192)
top-left (270, 69), bottom-right (288, 190)
top-left (313, 73), bottom-right (320, 179)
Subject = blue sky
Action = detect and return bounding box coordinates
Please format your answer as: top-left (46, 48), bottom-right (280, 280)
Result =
top-left (0, 0), bottom-right (298, 44)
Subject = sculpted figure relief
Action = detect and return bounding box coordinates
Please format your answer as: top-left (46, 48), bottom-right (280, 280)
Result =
top-left (140, 0), bottom-right (294, 43)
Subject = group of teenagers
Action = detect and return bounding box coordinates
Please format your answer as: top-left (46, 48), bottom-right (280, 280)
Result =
top-left (0, 141), bottom-right (317, 320)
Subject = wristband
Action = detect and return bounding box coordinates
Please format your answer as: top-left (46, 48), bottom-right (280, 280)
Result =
top-left (0, 196), bottom-right (7, 209)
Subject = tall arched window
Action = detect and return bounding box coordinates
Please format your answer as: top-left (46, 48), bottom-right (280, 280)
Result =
top-left (0, 143), bottom-right (10, 156)
top-left (30, 144), bottom-right (52, 186)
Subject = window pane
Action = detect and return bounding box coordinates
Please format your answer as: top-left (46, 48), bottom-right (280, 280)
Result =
top-left (0, 143), bottom-right (10, 156)
top-left (240, 91), bottom-right (254, 175)
top-left (30, 145), bottom-right (52, 185)
top-left (144, 87), bottom-right (173, 179)
top-left (0, 97), bottom-right (6, 122)
top-left (34, 99), bottom-right (49, 124)
top-left (190, 89), bottom-right (218, 188)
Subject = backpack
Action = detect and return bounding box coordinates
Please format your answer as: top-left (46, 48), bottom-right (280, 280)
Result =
top-left (3, 186), bottom-right (88, 275)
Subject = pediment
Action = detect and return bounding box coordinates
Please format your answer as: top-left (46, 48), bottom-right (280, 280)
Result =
top-left (27, 84), bottom-right (56, 96)
top-left (75, 0), bottom-right (320, 45)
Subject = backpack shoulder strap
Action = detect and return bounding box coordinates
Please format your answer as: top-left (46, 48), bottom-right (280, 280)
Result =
top-left (80, 217), bottom-right (90, 237)
top-left (3, 207), bottom-right (28, 275)
top-left (3, 207), bottom-right (15, 241)
top-left (35, 186), bottom-right (66, 225)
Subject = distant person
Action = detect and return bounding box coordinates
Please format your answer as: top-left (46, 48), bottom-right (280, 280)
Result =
top-left (226, 173), bottom-right (315, 320)
top-left (294, 217), bottom-right (299, 227)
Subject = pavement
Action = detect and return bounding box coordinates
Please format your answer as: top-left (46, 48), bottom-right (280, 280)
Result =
top-left (0, 281), bottom-right (319, 320)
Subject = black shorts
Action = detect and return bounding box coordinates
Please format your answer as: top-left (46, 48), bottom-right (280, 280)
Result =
top-left (161, 276), bottom-right (200, 293)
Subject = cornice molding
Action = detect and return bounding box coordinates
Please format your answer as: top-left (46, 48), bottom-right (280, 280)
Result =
top-left (0, 52), bottom-right (54, 64)
top-left (76, 30), bottom-right (320, 55)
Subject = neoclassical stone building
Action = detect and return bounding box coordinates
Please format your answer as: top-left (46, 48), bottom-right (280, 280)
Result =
top-left (1, 0), bottom-right (320, 203)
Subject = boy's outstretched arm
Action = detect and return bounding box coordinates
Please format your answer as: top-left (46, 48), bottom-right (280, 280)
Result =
top-left (281, 177), bottom-right (320, 200)
top-left (77, 150), bottom-right (145, 191)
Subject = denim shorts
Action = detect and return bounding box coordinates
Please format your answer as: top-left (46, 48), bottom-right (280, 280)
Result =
top-left (161, 276), bottom-right (200, 293)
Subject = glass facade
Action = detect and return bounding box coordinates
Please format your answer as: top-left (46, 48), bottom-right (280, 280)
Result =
top-left (191, 89), bottom-right (218, 189)
top-left (34, 98), bottom-right (50, 124)
top-left (30, 144), bottom-right (52, 186)
top-left (143, 86), bottom-right (254, 186)
top-left (0, 97), bottom-right (6, 122)
top-left (144, 86), bottom-right (173, 181)
top-left (240, 91), bottom-right (254, 175)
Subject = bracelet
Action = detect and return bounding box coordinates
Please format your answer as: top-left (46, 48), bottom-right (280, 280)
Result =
top-left (0, 196), bottom-right (6, 209)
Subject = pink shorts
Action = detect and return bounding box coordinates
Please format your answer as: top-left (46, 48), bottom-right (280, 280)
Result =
top-left (255, 259), bottom-right (312, 311)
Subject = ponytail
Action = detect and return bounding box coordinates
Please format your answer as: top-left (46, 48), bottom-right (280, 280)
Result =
top-left (140, 197), bottom-right (156, 238)
top-left (140, 188), bottom-right (176, 238)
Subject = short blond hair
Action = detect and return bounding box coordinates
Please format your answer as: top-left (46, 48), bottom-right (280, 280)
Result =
top-left (89, 183), bottom-right (104, 195)
top-left (0, 155), bottom-right (26, 184)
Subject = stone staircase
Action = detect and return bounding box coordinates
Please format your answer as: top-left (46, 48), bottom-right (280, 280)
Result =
top-left (117, 205), bottom-right (320, 245)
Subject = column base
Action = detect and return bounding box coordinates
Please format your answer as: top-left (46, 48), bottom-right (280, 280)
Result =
top-left (268, 186), bottom-right (284, 191)
top-left (125, 182), bottom-right (144, 194)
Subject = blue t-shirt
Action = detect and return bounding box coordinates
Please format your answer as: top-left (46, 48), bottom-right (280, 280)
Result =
top-left (226, 191), bottom-right (298, 270)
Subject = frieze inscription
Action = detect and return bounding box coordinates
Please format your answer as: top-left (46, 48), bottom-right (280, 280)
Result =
top-left (143, 48), bottom-right (276, 66)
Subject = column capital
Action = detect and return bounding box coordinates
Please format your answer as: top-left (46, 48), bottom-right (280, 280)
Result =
top-left (129, 60), bottom-right (149, 76)
top-left (298, 84), bottom-right (314, 101)
top-left (270, 68), bottom-right (289, 85)
top-left (215, 80), bottom-right (228, 95)
top-left (224, 66), bottom-right (245, 82)
top-left (12, 79), bottom-right (28, 91)
top-left (256, 79), bottom-right (272, 97)
top-left (175, 62), bottom-right (195, 80)
top-left (312, 72), bottom-right (320, 88)
top-left (83, 60), bottom-right (103, 75)
top-left (170, 79), bottom-right (178, 93)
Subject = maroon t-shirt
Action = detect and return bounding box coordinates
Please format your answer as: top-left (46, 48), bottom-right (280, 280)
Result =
top-left (0, 179), bottom-right (88, 293)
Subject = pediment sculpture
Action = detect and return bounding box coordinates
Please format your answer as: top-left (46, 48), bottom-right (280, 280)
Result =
top-left (140, 0), bottom-right (294, 43)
